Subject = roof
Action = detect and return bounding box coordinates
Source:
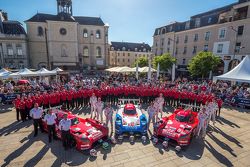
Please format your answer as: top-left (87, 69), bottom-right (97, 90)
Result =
top-left (111, 41), bottom-right (151, 52)
top-left (74, 16), bottom-right (105, 26)
top-left (2, 21), bottom-right (26, 35)
top-left (26, 13), bottom-right (105, 26)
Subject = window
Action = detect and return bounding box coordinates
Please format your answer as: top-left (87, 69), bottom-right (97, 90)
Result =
top-left (235, 42), bottom-right (241, 53)
top-left (161, 38), bottom-right (164, 46)
top-left (167, 48), bottom-right (170, 53)
top-left (83, 29), bottom-right (88, 38)
top-left (123, 59), bottom-right (125, 62)
top-left (96, 47), bottom-right (101, 58)
top-left (16, 45), bottom-right (23, 56)
top-left (176, 37), bottom-right (179, 44)
top-left (143, 48), bottom-right (146, 52)
top-left (219, 28), bottom-right (226, 39)
top-left (182, 59), bottom-right (186, 65)
top-left (135, 48), bottom-right (138, 52)
top-left (128, 53), bottom-right (130, 56)
top-left (60, 28), bottom-right (67, 35)
top-left (184, 35), bottom-right (188, 43)
top-left (128, 59), bottom-right (130, 62)
top-left (118, 59), bottom-right (120, 62)
top-left (175, 47), bottom-right (178, 55)
top-left (122, 47), bottom-right (126, 51)
top-left (135, 54), bottom-right (137, 57)
top-left (161, 28), bottom-right (166, 34)
top-left (205, 32), bottom-right (210, 41)
top-left (96, 30), bottom-right (101, 39)
top-left (193, 46), bottom-right (197, 54)
top-left (183, 46), bottom-right (187, 54)
top-left (204, 45), bottom-right (209, 52)
top-left (83, 47), bottom-right (89, 57)
top-left (38, 26), bottom-right (44, 36)
top-left (217, 44), bottom-right (223, 53)
top-left (111, 47), bottom-right (114, 51)
top-left (61, 44), bottom-right (67, 57)
top-left (195, 18), bottom-right (200, 28)
top-left (123, 53), bottom-right (125, 56)
top-left (237, 26), bottom-right (244, 36)
top-left (167, 38), bottom-right (171, 45)
top-left (7, 44), bottom-right (13, 56)
top-left (194, 34), bottom-right (198, 41)
top-left (185, 21), bottom-right (190, 30)
top-left (18, 61), bottom-right (24, 69)
top-left (208, 17), bottom-right (212, 23)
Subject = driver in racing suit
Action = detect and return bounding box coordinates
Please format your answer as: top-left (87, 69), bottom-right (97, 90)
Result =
top-left (90, 93), bottom-right (97, 118)
top-left (147, 101), bottom-right (157, 130)
top-left (197, 106), bottom-right (208, 139)
top-left (104, 103), bottom-right (114, 132)
top-left (95, 97), bottom-right (104, 122)
top-left (156, 93), bottom-right (164, 118)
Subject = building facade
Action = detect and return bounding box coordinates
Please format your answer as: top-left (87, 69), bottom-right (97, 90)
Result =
top-left (153, 0), bottom-right (250, 75)
top-left (109, 42), bottom-right (151, 67)
top-left (26, 0), bottom-right (109, 70)
top-left (0, 10), bottom-right (29, 69)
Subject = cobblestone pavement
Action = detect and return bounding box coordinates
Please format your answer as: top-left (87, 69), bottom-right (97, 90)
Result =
top-left (0, 104), bottom-right (250, 167)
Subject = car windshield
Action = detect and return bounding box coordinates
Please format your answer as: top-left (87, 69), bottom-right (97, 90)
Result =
top-left (175, 115), bottom-right (190, 122)
top-left (71, 117), bottom-right (79, 125)
top-left (124, 108), bottom-right (136, 115)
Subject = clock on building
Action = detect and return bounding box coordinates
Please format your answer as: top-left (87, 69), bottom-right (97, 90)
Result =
top-left (60, 28), bottom-right (67, 35)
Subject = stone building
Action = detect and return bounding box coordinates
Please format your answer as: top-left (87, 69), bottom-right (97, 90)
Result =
top-left (26, 0), bottom-right (109, 70)
top-left (153, 0), bottom-right (250, 76)
top-left (0, 10), bottom-right (28, 69)
top-left (109, 42), bottom-right (152, 67)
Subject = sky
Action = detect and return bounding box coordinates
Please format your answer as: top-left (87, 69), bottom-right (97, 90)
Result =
top-left (0, 0), bottom-right (237, 45)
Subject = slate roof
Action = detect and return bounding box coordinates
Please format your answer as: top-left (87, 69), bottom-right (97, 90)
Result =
top-left (26, 13), bottom-right (105, 26)
top-left (111, 42), bottom-right (151, 52)
top-left (1, 21), bottom-right (26, 35)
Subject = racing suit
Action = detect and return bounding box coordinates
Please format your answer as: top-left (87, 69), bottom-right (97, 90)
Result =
top-left (156, 97), bottom-right (164, 117)
top-left (90, 95), bottom-right (97, 118)
top-left (147, 105), bottom-right (157, 129)
top-left (95, 101), bottom-right (104, 122)
top-left (197, 111), bottom-right (208, 138)
top-left (104, 107), bottom-right (114, 131)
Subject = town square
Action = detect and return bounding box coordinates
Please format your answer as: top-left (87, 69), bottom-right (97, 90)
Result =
top-left (0, 0), bottom-right (250, 166)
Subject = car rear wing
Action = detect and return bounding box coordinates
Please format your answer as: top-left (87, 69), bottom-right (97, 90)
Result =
top-left (179, 103), bottom-right (200, 111)
top-left (118, 99), bottom-right (141, 105)
top-left (43, 105), bottom-right (62, 114)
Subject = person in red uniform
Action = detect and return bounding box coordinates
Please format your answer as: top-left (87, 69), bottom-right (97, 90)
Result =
top-left (42, 91), bottom-right (50, 109)
top-left (19, 96), bottom-right (26, 121)
top-left (25, 94), bottom-right (33, 119)
top-left (60, 90), bottom-right (67, 106)
top-left (216, 97), bottom-right (223, 117)
top-left (66, 90), bottom-right (73, 109)
top-left (13, 95), bottom-right (21, 121)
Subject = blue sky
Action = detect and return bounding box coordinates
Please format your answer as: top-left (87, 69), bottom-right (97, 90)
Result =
top-left (0, 0), bottom-right (237, 45)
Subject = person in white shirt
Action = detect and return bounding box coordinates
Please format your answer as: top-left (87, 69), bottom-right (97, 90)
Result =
top-left (95, 97), bottom-right (104, 122)
top-left (156, 93), bottom-right (164, 118)
top-left (104, 103), bottom-right (114, 132)
top-left (147, 101), bottom-right (157, 130)
top-left (59, 113), bottom-right (71, 150)
top-left (197, 107), bottom-right (208, 139)
top-left (44, 109), bottom-right (57, 142)
top-left (30, 103), bottom-right (44, 137)
top-left (90, 93), bottom-right (97, 118)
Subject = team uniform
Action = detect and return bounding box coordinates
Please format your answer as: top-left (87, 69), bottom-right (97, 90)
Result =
top-left (59, 118), bottom-right (71, 150)
top-left (30, 107), bottom-right (44, 137)
top-left (44, 113), bottom-right (57, 142)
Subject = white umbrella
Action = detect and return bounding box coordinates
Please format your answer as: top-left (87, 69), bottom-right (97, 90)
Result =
top-left (140, 67), bottom-right (157, 73)
top-left (116, 66), bottom-right (133, 73)
top-left (136, 62), bottom-right (139, 80)
top-left (156, 63), bottom-right (160, 79)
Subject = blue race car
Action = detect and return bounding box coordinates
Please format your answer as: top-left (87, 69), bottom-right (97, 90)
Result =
top-left (115, 99), bottom-right (148, 143)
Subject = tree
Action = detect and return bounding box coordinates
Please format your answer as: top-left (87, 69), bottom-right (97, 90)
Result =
top-left (133, 57), bottom-right (148, 67)
top-left (153, 53), bottom-right (176, 71)
top-left (188, 51), bottom-right (221, 78)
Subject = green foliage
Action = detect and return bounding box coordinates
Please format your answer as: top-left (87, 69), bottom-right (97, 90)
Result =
top-left (152, 53), bottom-right (176, 71)
top-left (133, 57), bottom-right (148, 67)
top-left (188, 51), bottom-right (221, 78)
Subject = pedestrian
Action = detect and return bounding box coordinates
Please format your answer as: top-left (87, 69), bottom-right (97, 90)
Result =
top-left (197, 107), bottom-right (208, 139)
top-left (30, 103), bottom-right (44, 137)
top-left (156, 93), bottom-right (164, 118)
top-left (44, 108), bottom-right (57, 143)
top-left (147, 101), bottom-right (157, 130)
top-left (104, 103), bottom-right (114, 132)
top-left (13, 94), bottom-right (21, 121)
top-left (59, 113), bottom-right (71, 150)
top-left (90, 93), bottom-right (97, 118)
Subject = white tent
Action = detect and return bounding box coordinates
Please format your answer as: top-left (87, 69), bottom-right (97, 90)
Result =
top-left (213, 55), bottom-right (250, 83)
top-left (52, 67), bottom-right (63, 72)
top-left (0, 68), bottom-right (9, 74)
top-left (140, 66), bottom-right (157, 73)
top-left (9, 68), bottom-right (38, 77)
top-left (105, 67), bottom-right (121, 72)
top-left (36, 68), bottom-right (56, 76)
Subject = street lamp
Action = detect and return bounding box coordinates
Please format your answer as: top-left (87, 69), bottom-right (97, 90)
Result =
top-left (44, 28), bottom-right (50, 70)
top-left (229, 26), bottom-right (238, 69)
top-left (168, 35), bottom-right (177, 82)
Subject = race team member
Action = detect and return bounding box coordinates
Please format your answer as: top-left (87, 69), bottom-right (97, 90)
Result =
top-left (216, 97), bottom-right (223, 117)
top-left (44, 108), bottom-right (57, 143)
top-left (59, 113), bottom-right (71, 150)
top-left (156, 93), bottom-right (164, 117)
top-left (25, 94), bottom-right (33, 120)
top-left (13, 94), bottom-right (21, 121)
top-left (90, 93), bottom-right (97, 118)
top-left (95, 97), bottom-right (104, 122)
top-left (30, 103), bottom-right (44, 137)
top-left (42, 91), bottom-right (50, 109)
top-left (19, 96), bottom-right (26, 121)
top-left (197, 107), bottom-right (208, 139)
top-left (104, 103), bottom-right (114, 132)
top-left (147, 101), bottom-right (157, 130)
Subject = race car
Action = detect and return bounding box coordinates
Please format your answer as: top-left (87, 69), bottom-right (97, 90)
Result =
top-left (42, 108), bottom-right (109, 156)
top-left (115, 99), bottom-right (148, 143)
top-left (153, 107), bottom-right (199, 151)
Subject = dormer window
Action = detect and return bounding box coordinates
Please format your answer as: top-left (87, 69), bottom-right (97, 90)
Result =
top-left (111, 47), bottom-right (114, 51)
top-left (143, 48), bottom-right (146, 52)
top-left (135, 48), bottom-right (138, 52)
top-left (122, 47), bottom-right (126, 51)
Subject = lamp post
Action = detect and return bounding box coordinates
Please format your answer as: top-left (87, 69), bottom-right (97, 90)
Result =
top-left (44, 28), bottom-right (50, 70)
top-left (168, 35), bottom-right (176, 82)
top-left (229, 26), bottom-right (238, 69)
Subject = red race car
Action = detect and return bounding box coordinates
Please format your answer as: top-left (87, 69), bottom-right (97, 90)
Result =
top-left (42, 109), bottom-right (109, 156)
top-left (153, 108), bottom-right (199, 151)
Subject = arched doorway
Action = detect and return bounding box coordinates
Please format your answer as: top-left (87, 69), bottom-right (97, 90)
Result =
top-left (228, 59), bottom-right (240, 71)
top-left (215, 59), bottom-right (224, 75)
